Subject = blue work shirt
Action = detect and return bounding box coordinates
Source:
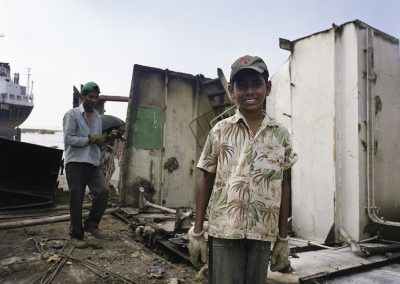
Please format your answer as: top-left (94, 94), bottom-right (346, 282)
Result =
top-left (63, 104), bottom-right (102, 166)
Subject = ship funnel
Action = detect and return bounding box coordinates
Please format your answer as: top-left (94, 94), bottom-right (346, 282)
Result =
top-left (14, 73), bottom-right (19, 84)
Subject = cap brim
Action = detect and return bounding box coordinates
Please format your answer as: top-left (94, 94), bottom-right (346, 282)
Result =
top-left (230, 66), bottom-right (264, 82)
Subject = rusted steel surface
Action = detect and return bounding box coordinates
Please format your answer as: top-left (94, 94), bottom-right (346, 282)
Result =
top-left (119, 64), bottom-right (216, 209)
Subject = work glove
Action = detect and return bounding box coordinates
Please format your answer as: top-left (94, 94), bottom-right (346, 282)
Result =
top-left (195, 263), bottom-right (208, 281)
top-left (270, 235), bottom-right (290, 272)
top-left (89, 130), bottom-right (120, 145)
top-left (88, 134), bottom-right (107, 145)
top-left (188, 226), bottom-right (208, 270)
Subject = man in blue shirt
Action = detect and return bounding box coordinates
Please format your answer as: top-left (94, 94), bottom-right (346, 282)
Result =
top-left (63, 82), bottom-right (110, 248)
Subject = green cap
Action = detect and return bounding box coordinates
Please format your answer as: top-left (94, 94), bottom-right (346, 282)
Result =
top-left (230, 55), bottom-right (269, 83)
top-left (82, 82), bottom-right (100, 94)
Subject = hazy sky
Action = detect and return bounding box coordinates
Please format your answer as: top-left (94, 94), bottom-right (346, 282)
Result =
top-left (1, 0), bottom-right (399, 129)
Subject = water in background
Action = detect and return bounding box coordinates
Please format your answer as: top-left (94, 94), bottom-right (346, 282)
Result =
top-left (21, 131), bottom-right (64, 150)
top-left (21, 130), bottom-right (121, 187)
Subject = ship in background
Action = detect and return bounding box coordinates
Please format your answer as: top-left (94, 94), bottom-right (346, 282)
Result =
top-left (0, 62), bottom-right (34, 140)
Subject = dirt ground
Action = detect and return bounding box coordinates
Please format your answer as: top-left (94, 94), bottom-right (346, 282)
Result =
top-left (0, 182), bottom-right (200, 284)
top-left (0, 213), bottom-right (199, 284)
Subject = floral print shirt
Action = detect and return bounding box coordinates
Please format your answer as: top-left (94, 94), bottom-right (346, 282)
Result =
top-left (197, 109), bottom-right (298, 241)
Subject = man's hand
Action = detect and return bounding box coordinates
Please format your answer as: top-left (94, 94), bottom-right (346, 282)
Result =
top-left (89, 129), bottom-right (121, 145)
top-left (270, 235), bottom-right (290, 272)
top-left (188, 226), bottom-right (208, 269)
top-left (89, 134), bottom-right (106, 145)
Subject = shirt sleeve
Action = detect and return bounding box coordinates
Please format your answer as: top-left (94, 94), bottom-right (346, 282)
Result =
top-left (63, 110), bottom-right (90, 147)
top-left (282, 129), bottom-right (298, 170)
top-left (196, 128), bottom-right (219, 173)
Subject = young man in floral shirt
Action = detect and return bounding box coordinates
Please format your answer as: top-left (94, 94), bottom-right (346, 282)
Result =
top-left (188, 55), bottom-right (298, 283)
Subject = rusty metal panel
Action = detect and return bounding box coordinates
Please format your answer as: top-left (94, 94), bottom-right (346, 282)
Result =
top-left (120, 65), bottom-right (165, 207)
top-left (120, 65), bottom-right (212, 209)
top-left (161, 74), bottom-right (198, 207)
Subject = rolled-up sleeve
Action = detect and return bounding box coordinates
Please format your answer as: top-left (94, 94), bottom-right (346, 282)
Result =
top-left (63, 111), bottom-right (89, 147)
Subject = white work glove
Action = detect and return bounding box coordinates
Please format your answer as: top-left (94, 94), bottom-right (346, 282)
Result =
top-left (188, 226), bottom-right (208, 269)
top-left (195, 263), bottom-right (208, 281)
top-left (270, 235), bottom-right (290, 272)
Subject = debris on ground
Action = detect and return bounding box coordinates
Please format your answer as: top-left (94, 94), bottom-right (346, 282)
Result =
top-left (0, 183), bottom-right (200, 284)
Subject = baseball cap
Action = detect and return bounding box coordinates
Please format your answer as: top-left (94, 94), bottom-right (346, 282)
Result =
top-left (230, 55), bottom-right (269, 83)
top-left (82, 82), bottom-right (100, 94)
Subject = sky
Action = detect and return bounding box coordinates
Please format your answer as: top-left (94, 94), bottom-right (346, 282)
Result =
top-left (0, 0), bottom-right (399, 130)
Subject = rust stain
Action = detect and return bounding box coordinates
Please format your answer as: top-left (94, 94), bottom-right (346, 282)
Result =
top-left (375, 96), bottom-right (382, 116)
top-left (361, 140), bottom-right (367, 152)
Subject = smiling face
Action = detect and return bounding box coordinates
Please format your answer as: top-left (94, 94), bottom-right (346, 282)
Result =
top-left (82, 91), bottom-right (100, 112)
top-left (229, 69), bottom-right (271, 115)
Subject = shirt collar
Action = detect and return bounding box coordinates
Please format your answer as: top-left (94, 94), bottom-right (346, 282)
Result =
top-left (79, 104), bottom-right (99, 116)
top-left (227, 107), bottom-right (279, 128)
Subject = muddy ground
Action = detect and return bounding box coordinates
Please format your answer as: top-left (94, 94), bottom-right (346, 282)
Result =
top-left (0, 184), bottom-right (199, 284)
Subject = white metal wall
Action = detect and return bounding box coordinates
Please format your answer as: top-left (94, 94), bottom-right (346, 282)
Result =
top-left (334, 24), bottom-right (366, 241)
top-left (290, 32), bottom-right (336, 242)
top-left (370, 31), bottom-right (400, 222)
top-left (270, 21), bottom-right (400, 242)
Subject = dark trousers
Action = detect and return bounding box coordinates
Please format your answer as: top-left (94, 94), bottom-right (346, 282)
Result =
top-left (66, 162), bottom-right (109, 239)
top-left (208, 237), bottom-right (271, 284)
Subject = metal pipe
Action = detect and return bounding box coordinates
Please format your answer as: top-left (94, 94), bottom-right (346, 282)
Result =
top-left (380, 239), bottom-right (400, 245)
top-left (159, 69), bottom-right (169, 204)
top-left (0, 208), bottom-right (117, 230)
top-left (0, 203), bottom-right (92, 218)
top-left (365, 28), bottom-right (400, 227)
top-left (139, 187), bottom-right (176, 214)
top-left (143, 200), bottom-right (176, 214)
top-left (339, 227), bottom-right (364, 256)
top-left (358, 235), bottom-right (378, 243)
top-left (289, 237), bottom-right (349, 250)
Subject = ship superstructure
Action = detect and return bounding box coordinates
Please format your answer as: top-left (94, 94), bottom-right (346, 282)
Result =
top-left (0, 62), bottom-right (34, 140)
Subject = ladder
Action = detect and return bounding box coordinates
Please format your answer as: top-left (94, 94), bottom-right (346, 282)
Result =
top-left (189, 68), bottom-right (236, 148)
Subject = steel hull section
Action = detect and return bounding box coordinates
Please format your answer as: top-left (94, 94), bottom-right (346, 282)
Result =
top-left (0, 137), bottom-right (63, 210)
top-left (0, 104), bottom-right (33, 139)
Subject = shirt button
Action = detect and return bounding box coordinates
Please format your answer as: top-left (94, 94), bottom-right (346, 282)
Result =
top-left (250, 165), bottom-right (254, 171)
